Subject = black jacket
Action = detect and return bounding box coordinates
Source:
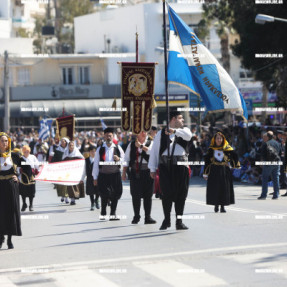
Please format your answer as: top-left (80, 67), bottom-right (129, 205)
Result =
top-left (261, 139), bottom-right (282, 161)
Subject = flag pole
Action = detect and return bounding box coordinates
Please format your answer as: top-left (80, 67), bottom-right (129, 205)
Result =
top-left (163, 0), bottom-right (170, 157)
top-left (136, 28), bottom-right (139, 63)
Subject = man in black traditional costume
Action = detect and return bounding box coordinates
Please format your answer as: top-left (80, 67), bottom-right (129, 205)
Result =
top-left (83, 146), bottom-right (100, 210)
top-left (0, 132), bottom-right (22, 249)
top-left (93, 128), bottom-right (125, 221)
top-left (122, 131), bottom-right (156, 225)
top-left (52, 137), bottom-right (70, 203)
top-left (148, 111), bottom-right (192, 230)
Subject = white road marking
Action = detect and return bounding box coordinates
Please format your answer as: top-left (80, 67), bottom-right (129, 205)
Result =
top-left (1, 242), bottom-right (287, 275)
top-left (134, 260), bottom-right (227, 286)
top-left (44, 269), bottom-right (119, 287)
top-left (0, 276), bottom-right (16, 287)
top-left (222, 252), bottom-right (287, 277)
top-left (186, 199), bottom-right (287, 217)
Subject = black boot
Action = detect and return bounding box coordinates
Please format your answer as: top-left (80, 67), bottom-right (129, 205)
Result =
top-left (21, 202), bottom-right (27, 212)
top-left (131, 215), bottom-right (141, 224)
top-left (176, 219), bottom-right (188, 230)
top-left (159, 219), bottom-right (171, 230)
top-left (7, 235), bottom-right (13, 249)
top-left (144, 216), bottom-right (157, 224)
top-left (214, 205), bottom-right (219, 213)
top-left (220, 206), bottom-right (226, 213)
top-left (281, 192), bottom-right (287, 197)
top-left (29, 198), bottom-right (34, 212)
top-left (0, 235), bottom-right (4, 249)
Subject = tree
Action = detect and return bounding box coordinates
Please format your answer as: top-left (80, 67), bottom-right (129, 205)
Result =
top-left (199, 0), bottom-right (235, 73)
top-left (33, 0), bottom-right (94, 54)
top-left (228, 0), bottom-right (287, 109)
top-left (53, 0), bottom-right (94, 53)
top-left (33, 15), bottom-right (47, 54)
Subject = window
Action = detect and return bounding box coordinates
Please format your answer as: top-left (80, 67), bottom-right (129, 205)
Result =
top-left (17, 68), bottom-right (30, 86)
top-left (62, 67), bottom-right (74, 85)
top-left (78, 66), bottom-right (90, 85)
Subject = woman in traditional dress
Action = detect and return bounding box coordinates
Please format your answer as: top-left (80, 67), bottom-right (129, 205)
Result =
top-left (19, 146), bottom-right (40, 212)
top-left (62, 141), bottom-right (85, 205)
top-left (203, 132), bottom-right (240, 213)
top-left (0, 132), bottom-right (22, 249)
top-left (52, 137), bottom-right (70, 203)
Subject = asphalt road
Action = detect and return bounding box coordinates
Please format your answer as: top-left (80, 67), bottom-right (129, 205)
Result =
top-left (0, 177), bottom-right (287, 287)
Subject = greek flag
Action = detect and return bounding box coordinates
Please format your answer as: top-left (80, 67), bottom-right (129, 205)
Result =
top-left (39, 118), bottom-right (53, 140)
top-left (100, 118), bottom-right (107, 130)
top-left (167, 5), bottom-right (248, 121)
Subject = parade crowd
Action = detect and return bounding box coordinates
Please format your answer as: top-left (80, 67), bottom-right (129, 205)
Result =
top-left (0, 112), bottom-right (286, 249)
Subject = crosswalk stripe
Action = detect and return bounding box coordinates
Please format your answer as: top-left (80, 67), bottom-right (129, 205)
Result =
top-left (0, 277), bottom-right (17, 287)
top-left (222, 253), bottom-right (287, 277)
top-left (43, 269), bottom-right (119, 287)
top-left (133, 260), bottom-right (227, 287)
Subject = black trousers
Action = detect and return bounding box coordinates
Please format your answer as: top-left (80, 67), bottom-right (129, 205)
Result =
top-left (98, 172), bottom-right (122, 216)
top-left (159, 164), bottom-right (189, 222)
top-left (130, 169), bottom-right (154, 218)
top-left (89, 194), bottom-right (100, 205)
top-left (101, 197), bottom-right (118, 216)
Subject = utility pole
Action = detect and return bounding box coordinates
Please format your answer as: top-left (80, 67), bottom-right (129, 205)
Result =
top-left (4, 51), bottom-right (10, 133)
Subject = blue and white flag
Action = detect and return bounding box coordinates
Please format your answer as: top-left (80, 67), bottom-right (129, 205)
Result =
top-left (167, 5), bottom-right (248, 121)
top-left (39, 118), bottom-right (53, 140)
top-left (100, 118), bottom-right (107, 130)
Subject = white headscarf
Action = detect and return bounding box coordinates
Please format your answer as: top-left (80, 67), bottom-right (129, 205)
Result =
top-left (63, 146), bottom-right (84, 160)
top-left (57, 137), bottom-right (70, 153)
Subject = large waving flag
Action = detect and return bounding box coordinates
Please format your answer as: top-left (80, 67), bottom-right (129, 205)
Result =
top-left (167, 5), bottom-right (248, 121)
top-left (39, 118), bottom-right (53, 140)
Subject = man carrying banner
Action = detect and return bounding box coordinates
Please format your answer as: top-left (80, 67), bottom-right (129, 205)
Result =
top-left (93, 128), bottom-right (125, 221)
top-left (52, 137), bottom-right (70, 203)
top-left (148, 111), bottom-right (192, 230)
top-left (62, 141), bottom-right (85, 205)
top-left (122, 131), bottom-right (156, 225)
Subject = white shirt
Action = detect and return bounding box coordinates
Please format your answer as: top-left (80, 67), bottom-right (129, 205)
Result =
top-left (148, 127), bottom-right (192, 172)
top-left (21, 154), bottom-right (40, 170)
top-left (123, 137), bottom-right (153, 167)
top-left (92, 142), bottom-right (125, 180)
top-left (49, 144), bottom-right (58, 157)
top-left (0, 156), bottom-right (14, 171)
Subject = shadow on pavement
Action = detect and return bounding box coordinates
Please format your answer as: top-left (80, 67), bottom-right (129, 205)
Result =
top-left (48, 231), bottom-right (177, 247)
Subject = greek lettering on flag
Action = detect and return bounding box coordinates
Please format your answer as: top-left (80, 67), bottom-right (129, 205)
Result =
top-left (167, 4), bottom-right (248, 121)
top-left (39, 119), bottom-right (53, 140)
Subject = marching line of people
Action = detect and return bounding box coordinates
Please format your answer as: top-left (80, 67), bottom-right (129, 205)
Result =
top-left (1, 110), bottom-right (287, 250)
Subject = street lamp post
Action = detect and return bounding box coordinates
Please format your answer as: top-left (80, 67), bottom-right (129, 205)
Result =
top-left (255, 14), bottom-right (287, 24)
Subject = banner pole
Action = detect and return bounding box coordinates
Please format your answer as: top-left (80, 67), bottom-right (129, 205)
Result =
top-left (163, 0), bottom-right (170, 157)
top-left (136, 29), bottom-right (139, 63)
